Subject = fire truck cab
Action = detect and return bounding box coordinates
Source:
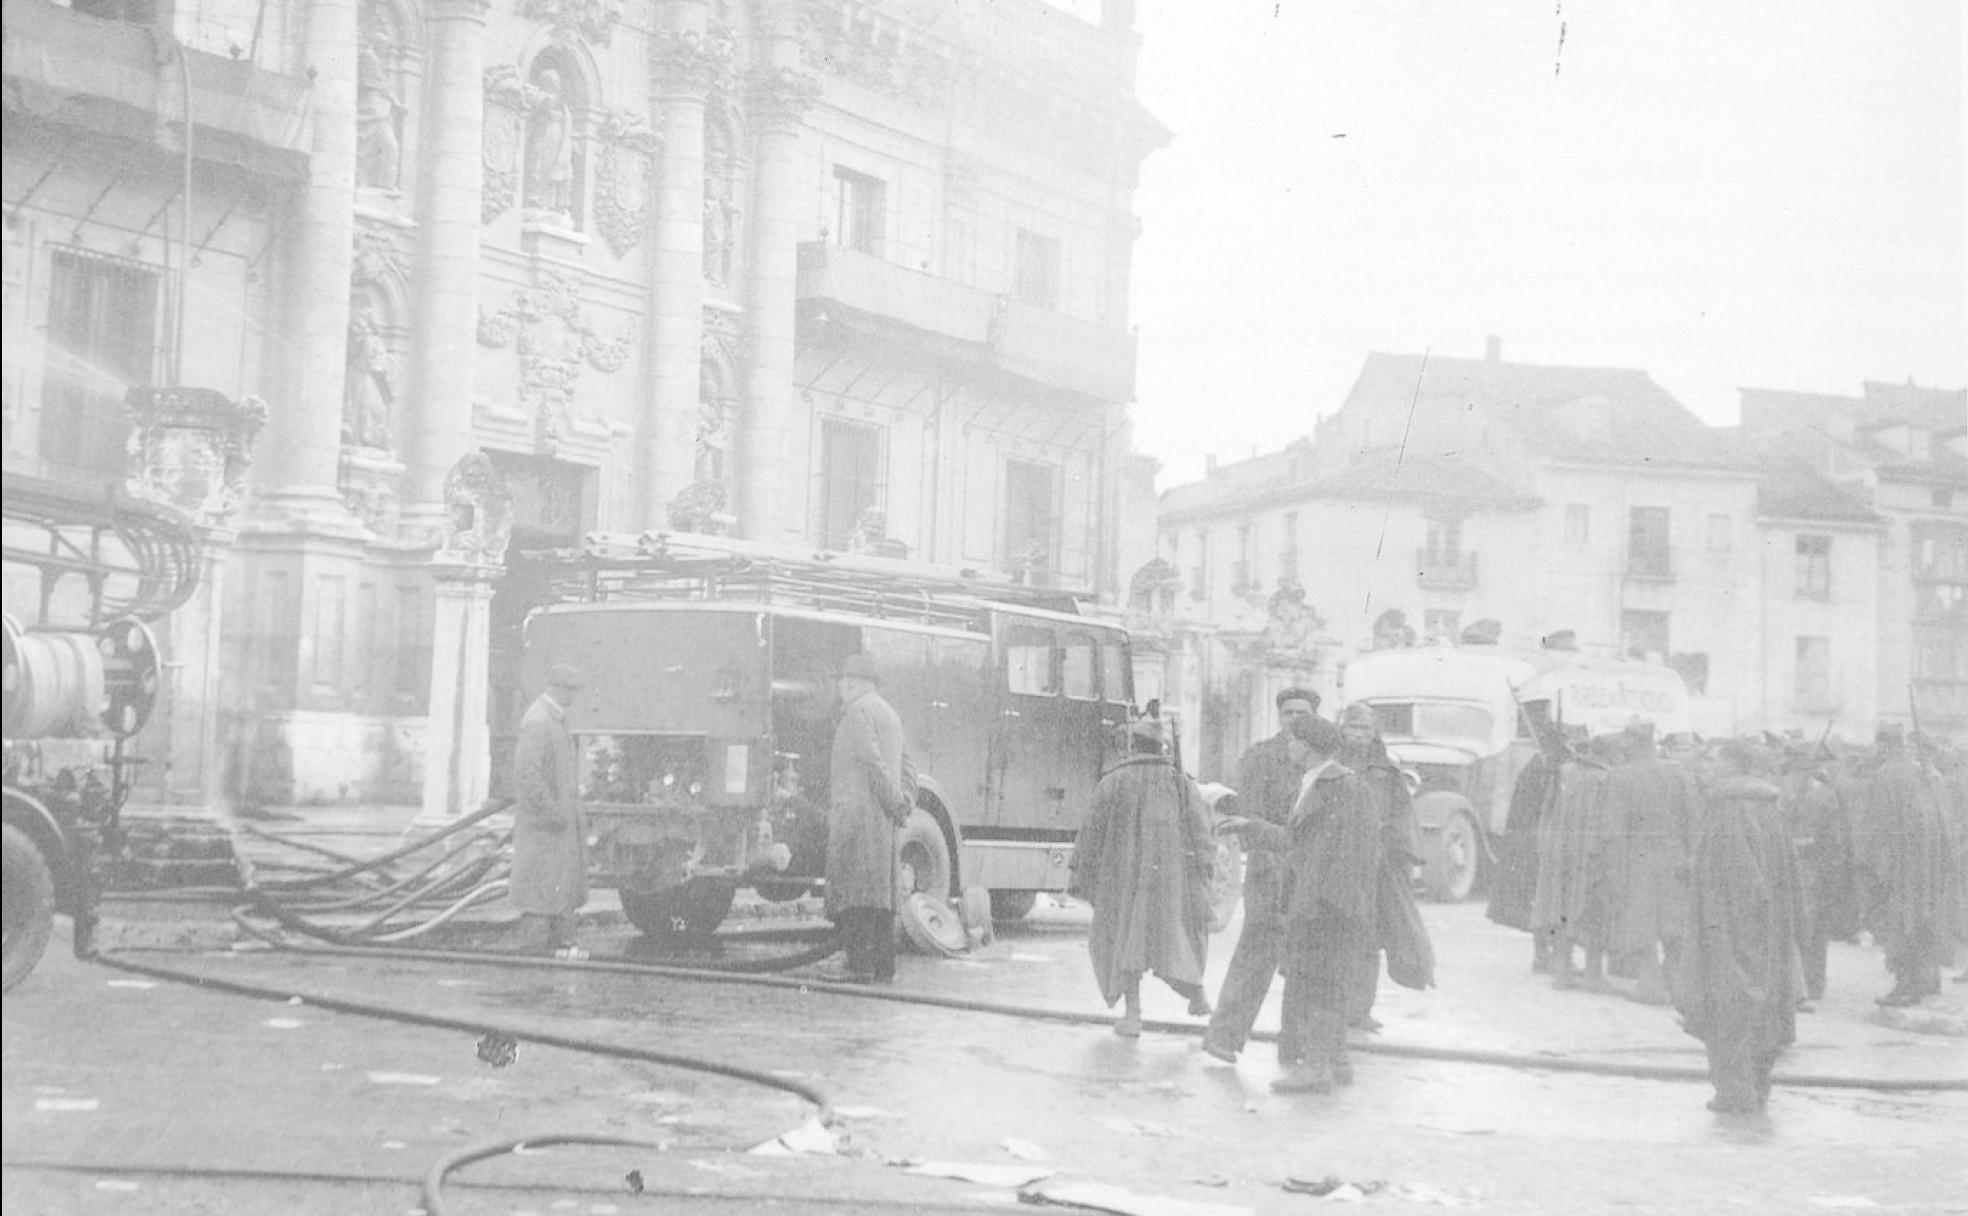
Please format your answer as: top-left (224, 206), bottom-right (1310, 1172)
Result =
top-left (513, 533), bottom-right (1136, 936)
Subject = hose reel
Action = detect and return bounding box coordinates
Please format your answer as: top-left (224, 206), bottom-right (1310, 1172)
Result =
top-left (2, 613), bottom-right (162, 740)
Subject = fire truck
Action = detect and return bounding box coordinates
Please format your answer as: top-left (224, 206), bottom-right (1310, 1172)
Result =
top-left (3, 476), bottom-right (191, 990)
top-left (507, 532), bottom-right (1146, 937)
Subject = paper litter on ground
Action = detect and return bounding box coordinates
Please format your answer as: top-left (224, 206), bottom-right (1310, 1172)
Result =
top-left (904, 1160), bottom-right (1056, 1188)
top-left (746, 1116), bottom-right (839, 1155)
top-left (1020, 1179), bottom-right (1254, 1216)
top-left (1000, 1137), bottom-right (1049, 1160)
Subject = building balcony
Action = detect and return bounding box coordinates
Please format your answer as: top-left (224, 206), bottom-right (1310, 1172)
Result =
top-left (796, 242), bottom-right (1137, 401)
top-left (2, 1), bottom-right (311, 180)
top-left (1415, 548), bottom-right (1478, 589)
top-left (1624, 549), bottom-right (1676, 581)
top-left (1911, 679), bottom-right (1968, 724)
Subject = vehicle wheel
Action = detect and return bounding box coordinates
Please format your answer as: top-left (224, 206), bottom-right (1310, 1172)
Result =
top-left (3, 823), bottom-right (56, 993)
top-left (988, 890), bottom-right (1037, 923)
top-left (1424, 811), bottom-right (1483, 903)
top-left (620, 878), bottom-right (737, 937)
top-left (895, 807), bottom-right (953, 901)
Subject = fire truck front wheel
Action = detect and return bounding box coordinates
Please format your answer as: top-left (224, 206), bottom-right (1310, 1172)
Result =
top-left (3, 823), bottom-right (57, 993)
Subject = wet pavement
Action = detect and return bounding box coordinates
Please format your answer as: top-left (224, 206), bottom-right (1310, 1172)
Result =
top-left (7, 886), bottom-right (1965, 1215)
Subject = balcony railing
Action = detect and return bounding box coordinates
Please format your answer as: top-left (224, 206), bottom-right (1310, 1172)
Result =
top-left (1415, 548), bottom-right (1478, 589)
top-left (796, 242), bottom-right (1137, 401)
top-left (1624, 548), bottom-right (1676, 581)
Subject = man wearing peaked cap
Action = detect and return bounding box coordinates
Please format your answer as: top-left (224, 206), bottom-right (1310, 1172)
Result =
top-left (824, 652), bottom-right (915, 983)
top-left (510, 662), bottom-right (591, 959)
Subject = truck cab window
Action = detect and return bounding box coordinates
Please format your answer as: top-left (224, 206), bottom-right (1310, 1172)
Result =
top-left (1005, 625), bottom-right (1057, 696)
top-left (1061, 631), bottom-right (1097, 700)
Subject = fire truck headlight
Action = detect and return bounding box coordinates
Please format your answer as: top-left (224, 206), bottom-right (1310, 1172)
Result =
top-left (767, 842), bottom-right (792, 871)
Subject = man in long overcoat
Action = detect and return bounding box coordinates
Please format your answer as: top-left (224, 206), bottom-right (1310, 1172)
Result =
top-left (1202, 688), bottom-right (1316, 1063)
top-left (1339, 702), bottom-right (1431, 1032)
top-left (1070, 716), bottom-right (1216, 1037)
top-left (1532, 731), bottom-right (1618, 989)
top-left (1601, 721), bottom-right (1704, 1004)
top-left (1489, 703), bottom-right (1563, 969)
top-left (826, 652), bottom-right (915, 982)
top-left (511, 663), bottom-right (590, 957)
top-left (1778, 744), bottom-right (1857, 1002)
top-left (1672, 741), bottom-right (1801, 1114)
top-left (1230, 716), bottom-right (1381, 1093)
top-left (1861, 726), bottom-right (1954, 1006)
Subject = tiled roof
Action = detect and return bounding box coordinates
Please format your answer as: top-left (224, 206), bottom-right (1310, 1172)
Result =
top-left (1344, 352), bottom-right (1755, 472)
top-left (1755, 455), bottom-right (1881, 525)
top-left (1158, 448), bottom-right (1538, 521)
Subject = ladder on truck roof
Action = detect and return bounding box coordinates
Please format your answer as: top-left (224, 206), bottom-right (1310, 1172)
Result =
top-left (2, 475), bottom-right (200, 626)
top-left (511, 531), bottom-right (1087, 633)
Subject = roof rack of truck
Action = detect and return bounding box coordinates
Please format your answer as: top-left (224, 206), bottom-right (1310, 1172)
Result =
top-left (509, 531), bottom-right (1088, 631)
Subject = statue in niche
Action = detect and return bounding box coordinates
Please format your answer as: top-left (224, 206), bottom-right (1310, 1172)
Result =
top-left (694, 389), bottom-right (728, 484)
top-left (342, 306), bottom-right (396, 449)
top-left (524, 67), bottom-right (576, 219)
top-left (355, 29), bottom-right (404, 190)
top-left (702, 190), bottom-right (738, 284)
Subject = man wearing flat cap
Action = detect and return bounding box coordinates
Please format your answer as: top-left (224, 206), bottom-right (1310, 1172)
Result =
top-left (827, 653), bottom-right (916, 982)
top-left (512, 663), bottom-right (591, 958)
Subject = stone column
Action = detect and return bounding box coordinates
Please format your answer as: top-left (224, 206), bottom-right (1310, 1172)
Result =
top-left (402, 0), bottom-right (490, 522)
top-left (738, 11), bottom-right (817, 543)
top-left (159, 525), bottom-right (237, 805)
top-left (260, 0), bottom-right (360, 517)
top-left (640, 4), bottom-right (719, 530)
top-left (419, 559), bottom-right (501, 822)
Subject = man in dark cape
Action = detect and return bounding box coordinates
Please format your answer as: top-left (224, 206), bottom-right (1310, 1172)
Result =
top-left (1532, 732), bottom-right (1618, 989)
top-left (1229, 717), bottom-right (1381, 1093)
top-left (1777, 744), bottom-right (1857, 1002)
top-left (1070, 717), bottom-right (1216, 1037)
top-left (1600, 721), bottom-right (1704, 1004)
top-left (1859, 726), bottom-right (1954, 1006)
top-left (1203, 688), bottom-right (1316, 1063)
top-left (1338, 702), bottom-right (1431, 1032)
top-left (1672, 741), bottom-right (1801, 1114)
top-left (1488, 701), bottom-right (1564, 967)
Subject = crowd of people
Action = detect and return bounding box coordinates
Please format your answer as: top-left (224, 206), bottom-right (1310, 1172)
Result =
top-left (1485, 714), bottom-right (1967, 1113)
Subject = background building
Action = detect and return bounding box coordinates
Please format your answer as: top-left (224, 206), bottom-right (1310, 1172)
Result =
top-left (3, 0), bottom-right (1163, 813)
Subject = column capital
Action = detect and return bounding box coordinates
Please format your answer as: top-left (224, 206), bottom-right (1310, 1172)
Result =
top-left (651, 27), bottom-right (736, 99)
top-left (428, 557), bottom-right (506, 586)
top-left (747, 66), bottom-right (821, 135)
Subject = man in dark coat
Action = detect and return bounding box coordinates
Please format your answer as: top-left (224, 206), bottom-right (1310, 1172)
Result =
top-left (1070, 717), bottom-right (1216, 1037)
top-left (1860, 726), bottom-right (1954, 1006)
top-left (826, 653), bottom-right (915, 983)
top-left (1673, 741), bottom-right (1802, 1114)
top-left (1229, 717), bottom-right (1381, 1093)
top-left (1202, 687), bottom-right (1316, 1063)
top-left (1778, 744), bottom-right (1857, 1002)
top-left (1339, 702), bottom-right (1430, 1032)
top-left (511, 663), bottom-right (591, 958)
top-left (1489, 701), bottom-right (1564, 969)
top-left (1600, 720), bottom-right (1704, 1004)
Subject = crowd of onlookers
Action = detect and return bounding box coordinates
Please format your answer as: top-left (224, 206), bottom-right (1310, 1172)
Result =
top-left (1486, 716), bottom-right (1966, 1112)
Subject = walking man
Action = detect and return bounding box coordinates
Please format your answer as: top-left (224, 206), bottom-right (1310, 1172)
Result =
top-left (1862, 725), bottom-right (1953, 1006)
top-left (1672, 741), bottom-right (1801, 1114)
top-left (1601, 720), bottom-right (1703, 1004)
top-left (1202, 688), bottom-right (1317, 1063)
top-left (512, 663), bottom-right (591, 959)
top-left (1777, 743), bottom-right (1857, 1003)
top-left (1071, 716), bottom-right (1217, 1037)
top-left (826, 653), bottom-right (915, 983)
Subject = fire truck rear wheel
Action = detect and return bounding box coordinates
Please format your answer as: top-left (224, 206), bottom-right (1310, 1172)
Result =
top-left (896, 807), bottom-right (953, 902)
top-left (3, 823), bottom-right (57, 993)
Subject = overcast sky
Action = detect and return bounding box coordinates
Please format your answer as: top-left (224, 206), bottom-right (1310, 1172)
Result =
top-left (1123, 0), bottom-right (1967, 489)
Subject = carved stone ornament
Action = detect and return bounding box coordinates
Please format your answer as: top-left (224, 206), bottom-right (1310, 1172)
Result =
top-left (796, 0), bottom-right (955, 109)
top-left (122, 387), bottom-right (269, 525)
top-left (592, 110), bottom-right (659, 259)
top-left (747, 65), bottom-right (822, 134)
top-left (476, 272), bottom-right (633, 447)
top-left (482, 64), bottom-right (543, 224)
top-left (339, 446), bottom-right (404, 535)
top-left (437, 450), bottom-right (514, 564)
top-left (521, 0), bottom-right (622, 47)
top-left (651, 27), bottom-right (737, 98)
top-left (351, 226), bottom-right (407, 288)
top-left (1261, 579), bottom-right (1326, 658)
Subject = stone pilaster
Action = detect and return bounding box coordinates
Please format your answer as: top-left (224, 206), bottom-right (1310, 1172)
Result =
top-left (738, 14), bottom-right (818, 543)
top-left (640, 4), bottom-right (723, 530)
top-left (403, 0), bottom-right (491, 522)
top-left (419, 558), bottom-right (501, 821)
top-left (260, 0), bottom-right (362, 519)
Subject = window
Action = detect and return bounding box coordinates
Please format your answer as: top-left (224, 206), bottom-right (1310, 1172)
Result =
top-left (1423, 609), bottom-right (1460, 643)
top-left (1280, 511), bottom-right (1300, 582)
top-left (1061, 631), bottom-right (1098, 700)
top-left (1425, 516), bottom-right (1463, 561)
top-left (833, 167), bottom-right (885, 255)
top-left (1190, 529), bottom-right (1209, 601)
top-left (1014, 228), bottom-right (1060, 309)
top-left (1003, 459), bottom-right (1059, 584)
top-left (1232, 523), bottom-right (1253, 591)
top-left (1005, 625), bottom-right (1056, 696)
top-left (817, 419), bottom-right (883, 550)
top-left (40, 249), bottom-right (159, 480)
top-left (1564, 504), bottom-right (1590, 549)
top-left (1100, 642), bottom-right (1128, 705)
top-left (1628, 507), bottom-right (1672, 577)
top-left (1795, 636), bottom-right (1831, 708)
top-left (1621, 609), bottom-right (1671, 660)
top-left (1796, 534), bottom-right (1831, 600)
top-left (1706, 513), bottom-right (1731, 553)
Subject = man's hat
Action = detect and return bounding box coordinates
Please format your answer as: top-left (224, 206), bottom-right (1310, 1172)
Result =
top-left (1339, 702), bottom-right (1377, 728)
top-left (1289, 715), bottom-right (1343, 756)
top-left (547, 663), bottom-right (587, 688)
top-left (837, 653), bottom-right (882, 684)
top-left (1129, 716), bottom-right (1167, 744)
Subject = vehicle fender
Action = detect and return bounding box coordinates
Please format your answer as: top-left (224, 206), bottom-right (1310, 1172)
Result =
top-left (2, 787), bottom-right (72, 890)
top-left (905, 773), bottom-right (961, 888)
top-left (1411, 789), bottom-right (1477, 836)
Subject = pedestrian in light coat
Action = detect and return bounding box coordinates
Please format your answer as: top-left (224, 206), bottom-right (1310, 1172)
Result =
top-left (511, 663), bottom-right (590, 958)
top-left (826, 652), bottom-right (915, 982)
top-left (1202, 687), bottom-right (1316, 1064)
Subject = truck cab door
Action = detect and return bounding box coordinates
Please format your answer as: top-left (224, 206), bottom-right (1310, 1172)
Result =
top-left (993, 620), bottom-right (1068, 830)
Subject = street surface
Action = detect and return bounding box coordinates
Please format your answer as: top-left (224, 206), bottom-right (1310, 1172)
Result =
top-left (5, 895), bottom-right (1965, 1215)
